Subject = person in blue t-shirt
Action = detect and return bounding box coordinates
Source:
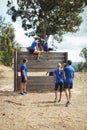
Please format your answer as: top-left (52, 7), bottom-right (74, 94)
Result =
top-left (29, 37), bottom-right (41, 61)
top-left (41, 39), bottom-right (53, 52)
top-left (64, 60), bottom-right (75, 107)
top-left (20, 58), bottom-right (28, 95)
top-left (53, 63), bottom-right (64, 103)
top-left (41, 39), bottom-right (48, 52)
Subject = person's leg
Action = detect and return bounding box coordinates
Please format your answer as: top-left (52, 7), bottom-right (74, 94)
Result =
top-left (54, 83), bottom-right (58, 102)
top-left (54, 90), bottom-right (58, 102)
top-left (20, 82), bottom-right (25, 95)
top-left (68, 88), bottom-right (71, 101)
top-left (23, 82), bottom-right (27, 93)
top-left (55, 90), bottom-right (57, 99)
top-left (34, 50), bottom-right (40, 60)
top-left (58, 82), bottom-right (63, 102)
top-left (65, 88), bottom-right (71, 107)
top-left (64, 82), bottom-right (71, 107)
top-left (68, 83), bottom-right (73, 102)
top-left (65, 88), bottom-right (69, 101)
top-left (20, 82), bottom-right (23, 92)
top-left (37, 51), bottom-right (40, 60)
top-left (59, 92), bottom-right (62, 101)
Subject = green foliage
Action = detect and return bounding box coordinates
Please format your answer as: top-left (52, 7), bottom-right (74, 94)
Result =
top-left (78, 47), bottom-right (87, 71)
top-left (0, 51), bottom-right (12, 66)
top-left (79, 47), bottom-right (87, 62)
top-left (77, 62), bottom-right (84, 72)
top-left (0, 24), bottom-right (20, 66)
top-left (0, 51), bottom-right (3, 62)
top-left (7, 0), bottom-right (85, 41)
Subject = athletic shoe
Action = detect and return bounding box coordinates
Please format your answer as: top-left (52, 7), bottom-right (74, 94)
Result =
top-left (20, 92), bottom-right (25, 95)
top-left (23, 91), bottom-right (27, 94)
top-left (36, 59), bottom-right (41, 62)
top-left (65, 101), bottom-right (71, 107)
top-left (58, 99), bottom-right (61, 102)
top-left (54, 98), bottom-right (58, 103)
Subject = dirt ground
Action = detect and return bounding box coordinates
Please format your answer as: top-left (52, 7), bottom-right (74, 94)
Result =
top-left (0, 64), bottom-right (87, 130)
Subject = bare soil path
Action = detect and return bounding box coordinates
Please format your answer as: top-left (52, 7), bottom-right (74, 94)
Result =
top-left (0, 64), bottom-right (87, 130)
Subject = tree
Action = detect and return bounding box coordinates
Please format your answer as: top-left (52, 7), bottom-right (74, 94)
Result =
top-left (0, 23), bottom-right (20, 66)
top-left (79, 47), bottom-right (87, 62)
top-left (77, 47), bottom-right (87, 72)
top-left (7, 0), bottom-right (85, 41)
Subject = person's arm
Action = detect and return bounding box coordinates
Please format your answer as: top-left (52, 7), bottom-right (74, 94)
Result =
top-left (40, 44), bottom-right (44, 51)
top-left (45, 42), bottom-right (48, 50)
top-left (72, 73), bottom-right (74, 79)
top-left (63, 71), bottom-right (66, 81)
top-left (36, 42), bottom-right (39, 50)
top-left (53, 73), bottom-right (56, 83)
top-left (72, 68), bottom-right (75, 79)
top-left (22, 69), bottom-right (27, 81)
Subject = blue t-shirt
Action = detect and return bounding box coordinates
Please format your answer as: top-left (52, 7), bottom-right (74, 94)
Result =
top-left (41, 42), bottom-right (48, 51)
top-left (64, 65), bottom-right (75, 83)
top-left (30, 40), bottom-right (38, 50)
top-left (53, 68), bottom-right (64, 83)
top-left (20, 64), bottom-right (28, 78)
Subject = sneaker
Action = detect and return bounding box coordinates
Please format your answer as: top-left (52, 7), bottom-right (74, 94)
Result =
top-left (23, 91), bottom-right (27, 94)
top-left (36, 59), bottom-right (41, 62)
top-left (65, 101), bottom-right (71, 107)
top-left (54, 98), bottom-right (58, 103)
top-left (20, 92), bottom-right (25, 95)
top-left (58, 99), bottom-right (61, 102)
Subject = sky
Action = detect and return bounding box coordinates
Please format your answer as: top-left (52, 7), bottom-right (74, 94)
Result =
top-left (0, 0), bottom-right (87, 62)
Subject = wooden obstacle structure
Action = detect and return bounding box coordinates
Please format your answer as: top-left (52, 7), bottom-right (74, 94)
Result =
top-left (14, 51), bottom-right (68, 92)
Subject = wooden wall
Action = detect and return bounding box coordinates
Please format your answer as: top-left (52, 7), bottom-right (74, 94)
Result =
top-left (14, 51), bottom-right (68, 92)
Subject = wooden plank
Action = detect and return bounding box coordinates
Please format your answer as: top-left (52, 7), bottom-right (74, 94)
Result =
top-left (17, 76), bottom-right (54, 86)
top-left (18, 76), bottom-right (54, 82)
top-left (17, 84), bottom-right (54, 92)
top-left (17, 56), bottom-right (66, 61)
top-left (17, 58), bottom-right (66, 62)
top-left (17, 52), bottom-right (67, 60)
top-left (17, 51), bottom-right (67, 56)
top-left (17, 59), bottom-right (65, 71)
top-left (17, 53), bottom-right (66, 59)
top-left (18, 72), bottom-right (50, 76)
top-left (17, 76), bottom-right (54, 92)
top-left (23, 68), bottom-right (54, 72)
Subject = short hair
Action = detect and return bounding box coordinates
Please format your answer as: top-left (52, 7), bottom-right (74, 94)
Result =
top-left (34, 36), bottom-right (40, 40)
top-left (67, 60), bottom-right (72, 65)
top-left (23, 58), bottom-right (27, 63)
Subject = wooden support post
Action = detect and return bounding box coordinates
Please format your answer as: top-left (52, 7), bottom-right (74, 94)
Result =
top-left (14, 50), bottom-right (18, 91)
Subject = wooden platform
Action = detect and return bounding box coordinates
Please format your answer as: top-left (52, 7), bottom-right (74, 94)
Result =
top-left (14, 51), bottom-right (68, 92)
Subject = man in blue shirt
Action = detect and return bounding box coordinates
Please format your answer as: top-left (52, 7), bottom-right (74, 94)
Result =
top-left (53, 63), bottom-right (64, 103)
top-left (64, 60), bottom-right (75, 107)
top-left (20, 58), bottom-right (28, 95)
top-left (41, 39), bottom-right (53, 52)
top-left (29, 37), bottom-right (40, 61)
top-left (41, 39), bottom-right (48, 52)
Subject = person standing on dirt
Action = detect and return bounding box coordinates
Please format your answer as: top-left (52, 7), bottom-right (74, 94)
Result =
top-left (64, 60), bottom-right (75, 107)
top-left (20, 58), bottom-right (28, 95)
top-left (53, 63), bottom-right (64, 103)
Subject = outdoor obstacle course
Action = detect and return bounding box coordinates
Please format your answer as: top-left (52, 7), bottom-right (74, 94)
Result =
top-left (14, 51), bottom-right (68, 92)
